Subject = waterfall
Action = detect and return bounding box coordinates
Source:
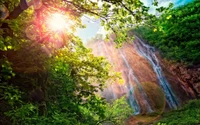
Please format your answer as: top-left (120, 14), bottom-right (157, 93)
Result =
top-left (133, 36), bottom-right (179, 108)
top-left (98, 41), bottom-right (117, 100)
top-left (93, 37), bottom-right (179, 114)
top-left (119, 50), bottom-right (152, 114)
top-left (101, 42), bottom-right (114, 65)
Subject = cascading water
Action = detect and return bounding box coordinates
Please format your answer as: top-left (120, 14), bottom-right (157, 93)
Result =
top-left (133, 36), bottom-right (179, 108)
top-left (101, 42), bottom-right (114, 65)
top-left (98, 41), bottom-right (117, 100)
top-left (90, 36), bottom-right (180, 114)
top-left (119, 50), bottom-right (152, 114)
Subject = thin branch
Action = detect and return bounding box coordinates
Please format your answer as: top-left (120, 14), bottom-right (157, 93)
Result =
top-left (120, 2), bottom-right (136, 17)
top-left (63, 0), bottom-right (108, 20)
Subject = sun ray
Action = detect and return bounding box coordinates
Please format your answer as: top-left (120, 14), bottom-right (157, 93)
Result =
top-left (47, 13), bottom-right (73, 32)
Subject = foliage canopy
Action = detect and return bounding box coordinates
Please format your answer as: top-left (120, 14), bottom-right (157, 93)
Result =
top-left (134, 0), bottom-right (200, 64)
top-left (0, 0), bottom-right (138, 124)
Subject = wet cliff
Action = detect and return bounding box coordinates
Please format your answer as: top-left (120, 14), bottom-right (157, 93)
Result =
top-left (87, 35), bottom-right (198, 114)
top-left (160, 59), bottom-right (200, 98)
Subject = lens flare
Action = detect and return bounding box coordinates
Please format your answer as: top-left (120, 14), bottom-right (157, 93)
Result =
top-left (47, 13), bottom-right (71, 32)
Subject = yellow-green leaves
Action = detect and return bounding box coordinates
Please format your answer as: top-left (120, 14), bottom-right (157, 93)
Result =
top-left (103, 96), bottom-right (133, 125)
top-left (166, 15), bottom-right (172, 20)
top-left (1, 60), bottom-right (15, 80)
top-left (98, 0), bottom-right (152, 43)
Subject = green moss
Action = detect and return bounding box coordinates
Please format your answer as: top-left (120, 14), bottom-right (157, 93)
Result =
top-left (141, 82), bottom-right (165, 112)
top-left (155, 100), bottom-right (200, 125)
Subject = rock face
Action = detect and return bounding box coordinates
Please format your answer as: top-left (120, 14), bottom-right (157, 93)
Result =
top-left (87, 36), bottom-right (197, 114)
top-left (160, 59), bottom-right (200, 98)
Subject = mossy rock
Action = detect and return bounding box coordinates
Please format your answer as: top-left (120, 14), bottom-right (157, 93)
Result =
top-left (140, 82), bottom-right (165, 112)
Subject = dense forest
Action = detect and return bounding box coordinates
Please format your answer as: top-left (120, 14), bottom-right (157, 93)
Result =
top-left (134, 0), bottom-right (200, 65)
top-left (0, 0), bottom-right (200, 125)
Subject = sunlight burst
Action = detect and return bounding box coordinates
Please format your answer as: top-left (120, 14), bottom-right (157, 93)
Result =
top-left (47, 13), bottom-right (72, 32)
